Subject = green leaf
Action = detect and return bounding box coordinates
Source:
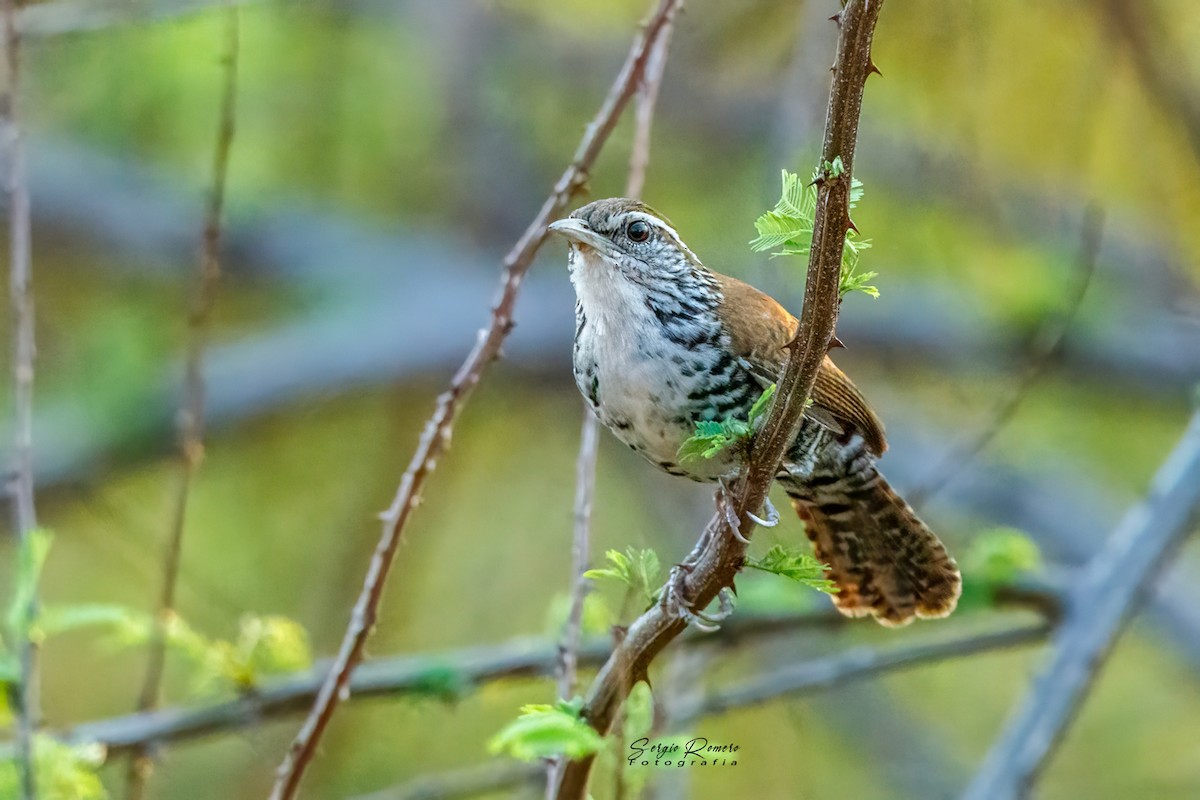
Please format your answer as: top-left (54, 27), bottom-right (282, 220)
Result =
top-left (678, 385), bottom-right (776, 463)
top-left (965, 529), bottom-right (1042, 586)
top-left (0, 735), bottom-right (108, 800)
top-left (6, 528), bottom-right (53, 640)
top-left (750, 169), bottom-right (878, 300)
top-left (488, 701), bottom-right (605, 762)
top-left (748, 383), bottom-right (777, 425)
top-left (745, 545), bottom-right (838, 594)
top-left (36, 604), bottom-right (146, 642)
top-left (584, 548), bottom-right (662, 606)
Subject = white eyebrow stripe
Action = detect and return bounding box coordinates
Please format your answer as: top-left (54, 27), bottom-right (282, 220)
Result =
top-left (624, 211), bottom-right (706, 268)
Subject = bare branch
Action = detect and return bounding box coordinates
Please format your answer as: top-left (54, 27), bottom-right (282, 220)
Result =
top-left (686, 622), bottom-right (1049, 720)
top-left (964, 409), bottom-right (1200, 800)
top-left (909, 205), bottom-right (1105, 506)
top-left (267, 3), bottom-right (687, 796)
top-left (556, 2), bottom-right (887, 795)
top-left (550, 14), bottom-right (676, 797)
top-left (354, 761), bottom-right (542, 800)
top-left (48, 609), bottom-right (840, 755)
top-left (3, 0), bottom-right (38, 792)
top-left (17, 0), bottom-right (257, 37)
top-left (125, 7), bottom-right (239, 800)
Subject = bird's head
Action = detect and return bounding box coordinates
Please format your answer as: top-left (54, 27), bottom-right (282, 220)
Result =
top-left (548, 198), bottom-right (707, 288)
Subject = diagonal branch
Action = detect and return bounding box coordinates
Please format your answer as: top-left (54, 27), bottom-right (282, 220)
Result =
top-left (267, 2), bottom-right (687, 797)
top-left (555, 1), bottom-right (886, 796)
top-left (125, 7), bottom-right (240, 800)
top-left (963, 409), bottom-right (1200, 800)
top-left (3, 0), bottom-right (38, 794)
top-left (909, 205), bottom-right (1104, 506)
top-left (551, 21), bottom-right (676, 796)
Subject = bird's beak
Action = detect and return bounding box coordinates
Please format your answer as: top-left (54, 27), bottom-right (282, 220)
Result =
top-left (548, 218), bottom-right (608, 251)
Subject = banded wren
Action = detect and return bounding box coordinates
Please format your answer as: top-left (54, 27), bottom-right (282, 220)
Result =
top-left (549, 198), bottom-right (960, 626)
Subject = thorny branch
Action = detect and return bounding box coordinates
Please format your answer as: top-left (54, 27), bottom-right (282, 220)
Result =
top-left (556, 1), bottom-right (886, 796)
top-left (125, 7), bottom-right (240, 800)
top-left (963, 409), bottom-right (1200, 800)
top-left (550, 12), bottom-right (677, 798)
top-left (268, 2), bottom-right (687, 797)
top-left (3, 0), bottom-right (38, 794)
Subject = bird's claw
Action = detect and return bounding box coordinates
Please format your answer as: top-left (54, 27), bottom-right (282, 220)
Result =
top-left (717, 478), bottom-right (751, 544)
top-left (747, 497), bottom-right (780, 528)
top-left (660, 565), bottom-right (732, 632)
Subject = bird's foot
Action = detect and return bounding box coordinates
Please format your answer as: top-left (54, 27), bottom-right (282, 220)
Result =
top-left (716, 478), bottom-right (751, 544)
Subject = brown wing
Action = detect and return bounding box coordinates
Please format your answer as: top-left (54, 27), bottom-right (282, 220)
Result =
top-left (715, 273), bottom-right (888, 457)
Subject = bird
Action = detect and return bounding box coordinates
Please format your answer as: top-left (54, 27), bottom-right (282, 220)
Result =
top-left (548, 197), bottom-right (960, 627)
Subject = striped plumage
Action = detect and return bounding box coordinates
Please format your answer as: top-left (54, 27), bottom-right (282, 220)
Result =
top-left (550, 198), bottom-right (960, 626)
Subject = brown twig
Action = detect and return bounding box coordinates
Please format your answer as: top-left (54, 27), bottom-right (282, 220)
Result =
top-left (908, 205), bottom-right (1104, 507)
top-left (267, 3), bottom-right (686, 797)
top-left (963, 409), bottom-right (1200, 800)
top-left (555, 2), bottom-right (886, 796)
top-left (124, 7), bottom-right (239, 799)
top-left (549, 14), bottom-right (677, 798)
top-left (3, 0), bottom-right (38, 793)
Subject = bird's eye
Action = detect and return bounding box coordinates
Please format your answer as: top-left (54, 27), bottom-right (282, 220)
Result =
top-left (626, 220), bottom-right (651, 243)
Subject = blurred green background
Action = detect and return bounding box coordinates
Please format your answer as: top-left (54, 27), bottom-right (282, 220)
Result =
top-left (2, 0), bottom-right (1199, 797)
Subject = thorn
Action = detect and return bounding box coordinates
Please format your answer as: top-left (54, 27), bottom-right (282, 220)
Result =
top-left (846, 216), bottom-right (860, 234)
top-left (829, 10), bottom-right (843, 26)
top-left (867, 60), bottom-right (883, 78)
top-left (829, 334), bottom-right (846, 350)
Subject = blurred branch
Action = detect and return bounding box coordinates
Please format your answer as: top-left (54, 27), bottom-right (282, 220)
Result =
top-left (267, 2), bottom-right (687, 797)
top-left (909, 205), bottom-right (1104, 506)
top-left (964, 410), bottom-right (1200, 800)
top-left (346, 619), bottom-right (1051, 800)
top-left (684, 622), bottom-right (1049, 720)
top-left (46, 609), bottom-right (854, 754)
top-left (355, 761), bottom-right (543, 800)
top-left (126, 7), bottom-right (239, 800)
top-left (557, 2), bottom-right (885, 795)
top-left (17, 0), bottom-right (257, 37)
top-left (551, 13), bottom-right (676, 797)
top-left (2, 0), bottom-right (38, 793)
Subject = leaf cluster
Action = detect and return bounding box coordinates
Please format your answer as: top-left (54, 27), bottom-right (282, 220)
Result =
top-left (584, 548), bottom-right (662, 607)
top-left (750, 168), bottom-right (878, 299)
top-left (959, 528), bottom-right (1043, 609)
top-left (488, 697), bottom-right (604, 762)
top-left (0, 736), bottom-right (107, 800)
top-left (678, 384), bottom-right (777, 463)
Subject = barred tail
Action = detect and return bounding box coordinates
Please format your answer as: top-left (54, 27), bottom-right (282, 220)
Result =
top-left (783, 472), bottom-right (961, 627)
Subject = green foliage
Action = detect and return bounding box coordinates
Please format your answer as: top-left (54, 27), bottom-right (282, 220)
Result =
top-left (408, 664), bottom-right (471, 702)
top-left (959, 528), bottom-right (1043, 609)
top-left (488, 697), bottom-right (605, 762)
top-left (678, 384), bottom-right (776, 462)
top-left (745, 544), bottom-right (838, 594)
top-left (751, 169), bottom-right (878, 299)
top-left (584, 548), bottom-right (662, 607)
top-left (0, 529), bottom-right (53, 690)
top-left (0, 736), bottom-right (107, 800)
top-left (161, 613), bottom-right (314, 693)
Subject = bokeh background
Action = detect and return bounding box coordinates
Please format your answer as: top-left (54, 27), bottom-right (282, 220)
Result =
top-left (2, 0), bottom-right (1200, 797)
